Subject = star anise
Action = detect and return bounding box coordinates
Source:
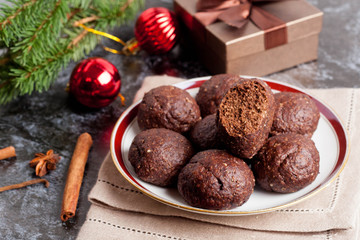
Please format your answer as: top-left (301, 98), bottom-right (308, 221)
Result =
top-left (29, 150), bottom-right (60, 177)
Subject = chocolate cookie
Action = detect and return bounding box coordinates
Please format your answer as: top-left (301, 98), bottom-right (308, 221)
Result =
top-left (217, 78), bottom-right (275, 159)
top-left (196, 74), bottom-right (242, 117)
top-left (137, 85), bottom-right (201, 133)
top-left (253, 133), bottom-right (320, 193)
top-left (177, 150), bottom-right (255, 210)
top-left (271, 92), bottom-right (320, 137)
top-left (128, 128), bottom-right (195, 187)
top-left (189, 114), bottom-right (220, 150)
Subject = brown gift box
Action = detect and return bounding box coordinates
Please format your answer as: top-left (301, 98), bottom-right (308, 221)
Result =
top-left (174, 0), bottom-right (323, 76)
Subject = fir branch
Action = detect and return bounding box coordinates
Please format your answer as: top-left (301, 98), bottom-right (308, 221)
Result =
top-left (0, 57), bottom-right (10, 65)
top-left (11, 0), bottom-right (70, 66)
top-left (0, 0), bottom-right (37, 30)
top-left (11, 40), bottom-right (74, 94)
top-left (120, 0), bottom-right (137, 14)
top-left (73, 15), bottom-right (99, 26)
top-left (0, 81), bottom-right (20, 104)
top-left (0, 59), bottom-right (19, 103)
top-left (68, 29), bottom-right (89, 48)
top-left (71, 0), bottom-right (92, 9)
top-left (67, 8), bottom-right (81, 21)
top-left (0, 0), bottom-right (41, 46)
top-left (0, 80), bottom-right (10, 89)
top-left (73, 0), bottom-right (136, 26)
top-left (26, 0), bottom-right (63, 52)
top-left (0, 0), bottom-right (144, 104)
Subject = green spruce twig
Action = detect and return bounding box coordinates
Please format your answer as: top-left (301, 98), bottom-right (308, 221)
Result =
top-left (0, 0), bottom-right (144, 104)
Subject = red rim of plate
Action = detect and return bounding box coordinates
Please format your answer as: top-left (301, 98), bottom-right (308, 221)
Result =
top-left (110, 76), bottom-right (349, 215)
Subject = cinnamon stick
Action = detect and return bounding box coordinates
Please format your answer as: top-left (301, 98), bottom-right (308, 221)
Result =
top-left (0, 179), bottom-right (49, 192)
top-left (0, 146), bottom-right (16, 160)
top-left (61, 133), bottom-right (93, 222)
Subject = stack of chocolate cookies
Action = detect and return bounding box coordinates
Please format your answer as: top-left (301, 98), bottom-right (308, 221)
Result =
top-left (128, 74), bottom-right (321, 210)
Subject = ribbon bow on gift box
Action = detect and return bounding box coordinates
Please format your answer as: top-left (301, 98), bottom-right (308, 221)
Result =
top-left (195, 0), bottom-right (288, 49)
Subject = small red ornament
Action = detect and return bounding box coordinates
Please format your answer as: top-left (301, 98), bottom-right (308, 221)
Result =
top-left (135, 7), bottom-right (180, 55)
top-left (69, 57), bottom-right (121, 108)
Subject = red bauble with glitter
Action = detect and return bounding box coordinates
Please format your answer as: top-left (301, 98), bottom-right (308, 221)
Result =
top-left (69, 57), bottom-right (121, 108)
top-left (135, 7), bottom-right (180, 54)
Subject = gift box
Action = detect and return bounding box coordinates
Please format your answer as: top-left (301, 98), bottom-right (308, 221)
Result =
top-left (174, 0), bottom-right (323, 76)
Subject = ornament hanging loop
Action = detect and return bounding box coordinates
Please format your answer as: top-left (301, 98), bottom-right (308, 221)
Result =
top-left (122, 38), bottom-right (140, 56)
top-left (76, 23), bottom-right (140, 55)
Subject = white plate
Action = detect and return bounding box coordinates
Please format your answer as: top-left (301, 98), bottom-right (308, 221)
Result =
top-left (110, 76), bottom-right (349, 215)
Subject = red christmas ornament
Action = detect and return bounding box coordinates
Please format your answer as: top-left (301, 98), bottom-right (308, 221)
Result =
top-left (69, 57), bottom-right (121, 108)
top-left (135, 7), bottom-right (180, 55)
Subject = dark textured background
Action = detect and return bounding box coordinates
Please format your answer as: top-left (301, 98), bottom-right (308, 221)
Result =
top-left (0, 0), bottom-right (359, 239)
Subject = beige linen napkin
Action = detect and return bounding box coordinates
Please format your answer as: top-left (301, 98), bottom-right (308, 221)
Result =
top-left (78, 76), bottom-right (359, 239)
